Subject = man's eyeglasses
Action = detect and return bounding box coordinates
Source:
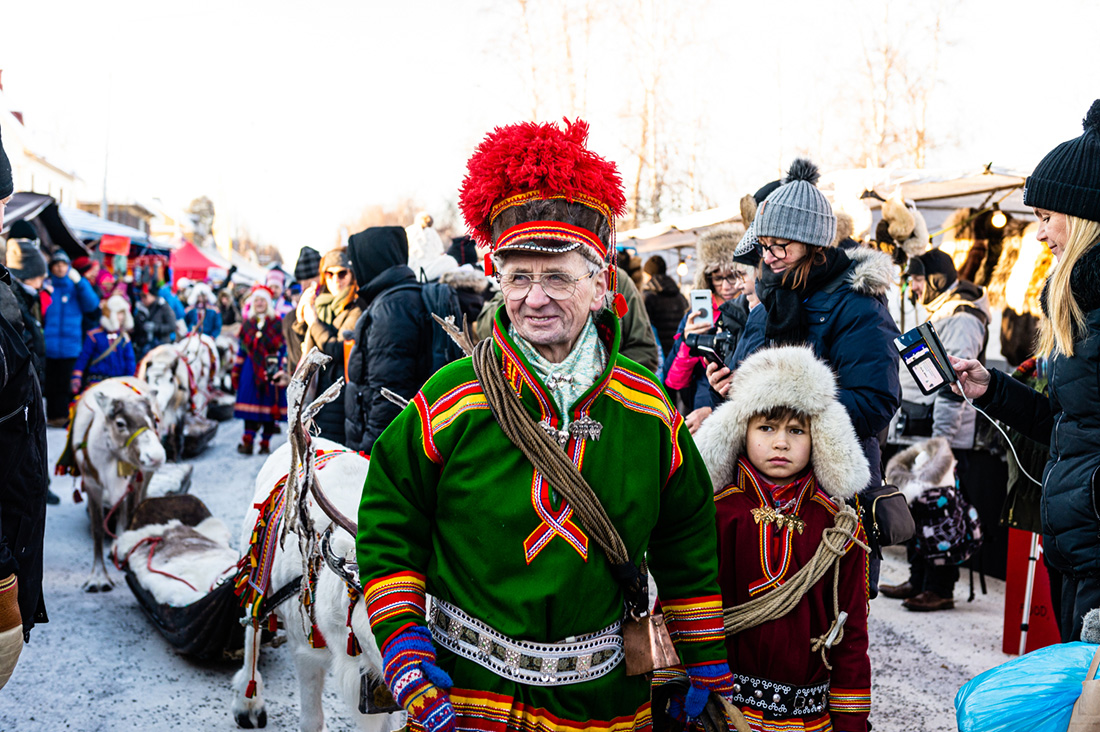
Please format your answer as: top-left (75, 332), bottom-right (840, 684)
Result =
top-left (326, 268), bottom-right (352, 281)
top-left (497, 271), bottom-right (595, 301)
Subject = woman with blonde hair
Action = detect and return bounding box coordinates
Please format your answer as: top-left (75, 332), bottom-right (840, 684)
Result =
top-left (953, 99), bottom-right (1100, 641)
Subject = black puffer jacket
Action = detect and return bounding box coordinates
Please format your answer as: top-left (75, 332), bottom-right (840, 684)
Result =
top-left (344, 227), bottom-right (431, 454)
top-left (0, 266), bottom-right (49, 637)
top-left (643, 273), bottom-right (689, 356)
top-left (976, 243), bottom-right (1100, 577)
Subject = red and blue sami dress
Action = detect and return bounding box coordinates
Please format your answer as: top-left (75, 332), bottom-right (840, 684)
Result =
top-left (715, 456), bottom-right (871, 732)
top-left (232, 315), bottom-right (287, 422)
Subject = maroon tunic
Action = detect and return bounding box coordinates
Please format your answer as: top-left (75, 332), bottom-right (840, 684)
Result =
top-left (715, 456), bottom-right (871, 732)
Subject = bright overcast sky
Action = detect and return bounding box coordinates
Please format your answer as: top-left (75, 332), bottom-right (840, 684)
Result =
top-left (1, 0), bottom-right (1098, 261)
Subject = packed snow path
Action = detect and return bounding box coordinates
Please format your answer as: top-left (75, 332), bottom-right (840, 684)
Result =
top-left (1, 419), bottom-right (1009, 731)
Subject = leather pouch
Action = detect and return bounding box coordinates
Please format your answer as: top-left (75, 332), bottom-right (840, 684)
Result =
top-left (622, 612), bottom-right (680, 676)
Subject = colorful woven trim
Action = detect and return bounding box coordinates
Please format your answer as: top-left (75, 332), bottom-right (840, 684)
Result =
top-left (447, 688), bottom-right (652, 731)
top-left (489, 190), bottom-right (613, 227)
top-left (365, 571), bottom-right (427, 629)
top-left (829, 687), bottom-right (871, 714)
top-left (235, 474), bottom-right (290, 622)
top-left (495, 221), bottom-right (608, 261)
top-left (0, 575), bottom-right (16, 594)
top-left (661, 596), bottom-right (726, 646)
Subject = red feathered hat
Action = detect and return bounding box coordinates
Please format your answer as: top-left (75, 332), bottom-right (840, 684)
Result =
top-left (459, 118), bottom-right (626, 263)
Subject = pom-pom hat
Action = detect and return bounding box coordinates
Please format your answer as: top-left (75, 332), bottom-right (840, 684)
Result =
top-left (1024, 99), bottom-right (1100, 222)
top-left (459, 119), bottom-right (626, 263)
top-left (735, 159), bottom-right (837, 256)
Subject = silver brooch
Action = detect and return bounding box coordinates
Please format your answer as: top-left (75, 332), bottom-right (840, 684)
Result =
top-left (569, 415), bottom-right (603, 442)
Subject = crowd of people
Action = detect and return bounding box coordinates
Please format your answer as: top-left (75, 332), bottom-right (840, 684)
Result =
top-left (4, 102), bottom-right (1100, 730)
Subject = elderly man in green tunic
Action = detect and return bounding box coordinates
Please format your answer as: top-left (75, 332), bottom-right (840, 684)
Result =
top-left (356, 119), bottom-right (734, 732)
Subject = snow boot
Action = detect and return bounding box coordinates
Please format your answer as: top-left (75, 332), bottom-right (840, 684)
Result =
top-left (238, 433), bottom-right (255, 455)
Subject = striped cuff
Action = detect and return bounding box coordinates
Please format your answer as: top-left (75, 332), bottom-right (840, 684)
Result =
top-left (364, 571), bottom-right (427, 630)
top-left (830, 687), bottom-right (871, 715)
top-left (0, 576), bottom-right (15, 594)
top-left (662, 595), bottom-right (725, 645)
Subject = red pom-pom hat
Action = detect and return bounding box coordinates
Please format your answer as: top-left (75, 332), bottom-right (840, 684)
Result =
top-left (458, 118), bottom-right (626, 263)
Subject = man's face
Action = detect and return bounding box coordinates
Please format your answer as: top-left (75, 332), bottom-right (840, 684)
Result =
top-left (50, 261), bottom-right (69, 278)
top-left (141, 292), bottom-right (155, 306)
top-left (499, 249), bottom-right (608, 363)
top-left (268, 282), bottom-right (283, 300)
top-left (908, 274), bottom-right (927, 303)
top-left (745, 413), bottom-right (812, 486)
top-left (25, 275), bottom-right (45, 290)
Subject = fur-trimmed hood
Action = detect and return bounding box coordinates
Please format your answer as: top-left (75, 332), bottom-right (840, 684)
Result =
top-left (100, 294), bottom-right (134, 333)
top-left (187, 283), bottom-right (215, 307)
top-left (693, 345), bottom-right (869, 499)
top-left (692, 225), bottom-right (745, 290)
top-left (845, 246), bottom-right (896, 298)
top-left (884, 437), bottom-right (956, 504)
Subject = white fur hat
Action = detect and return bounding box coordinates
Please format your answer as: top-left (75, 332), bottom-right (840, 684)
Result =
top-left (884, 437), bottom-right (956, 504)
top-left (187, 283), bottom-right (215, 307)
top-left (101, 294), bottom-right (135, 332)
top-left (693, 345), bottom-right (869, 499)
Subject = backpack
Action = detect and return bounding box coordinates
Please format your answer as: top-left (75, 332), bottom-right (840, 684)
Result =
top-left (910, 482), bottom-right (983, 566)
top-left (418, 281), bottom-right (466, 375)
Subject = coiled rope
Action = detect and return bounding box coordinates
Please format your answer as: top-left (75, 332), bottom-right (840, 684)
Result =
top-left (722, 504), bottom-right (869, 669)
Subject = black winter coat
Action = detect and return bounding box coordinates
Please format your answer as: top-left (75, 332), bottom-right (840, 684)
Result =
top-left (132, 297), bottom-right (177, 356)
top-left (976, 244), bottom-right (1100, 577)
top-left (0, 267), bottom-right (49, 637)
top-left (6, 280), bottom-right (45, 387)
top-left (643, 274), bottom-right (689, 356)
top-left (344, 227), bottom-right (431, 454)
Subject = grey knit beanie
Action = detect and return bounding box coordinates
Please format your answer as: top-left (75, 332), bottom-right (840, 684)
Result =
top-left (734, 159), bottom-right (836, 256)
top-left (1023, 100), bottom-right (1100, 222)
top-left (6, 239), bottom-right (46, 280)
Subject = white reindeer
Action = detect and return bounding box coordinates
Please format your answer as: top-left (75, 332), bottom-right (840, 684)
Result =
top-left (70, 377), bottom-right (167, 591)
top-left (230, 350), bottom-right (401, 732)
top-left (137, 344), bottom-right (193, 461)
top-left (177, 332), bottom-right (219, 415)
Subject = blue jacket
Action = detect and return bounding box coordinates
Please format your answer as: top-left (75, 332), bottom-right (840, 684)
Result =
top-left (73, 328), bottom-right (136, 384)
top-left (185, 306), bottom-right (222, 338)
top-left (159, 284), bottom-right (185, 321)
top-left (44, 273), bottom-right (100, 359)
top-left (737, 248), bottom-right (901, 485)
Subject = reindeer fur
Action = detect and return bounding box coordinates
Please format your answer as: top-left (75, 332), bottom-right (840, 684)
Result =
top-left (116, 517), bottom-right (237, 606)
top-left (177, 333), bottom-right (219, 414)
top-left (71, 378), bottom-right (166, 592)
top-left (138, 344), bottom-right (193, 459)
top-left (230, 439), bottom-right (399, 732)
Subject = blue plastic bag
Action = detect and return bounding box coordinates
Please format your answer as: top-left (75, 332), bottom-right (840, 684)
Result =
top-left (956, 642), bottom-right (1098, 732)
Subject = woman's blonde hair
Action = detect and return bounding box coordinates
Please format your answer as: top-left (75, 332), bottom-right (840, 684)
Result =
top-left (1036, 215), bottom-right (1100, 358)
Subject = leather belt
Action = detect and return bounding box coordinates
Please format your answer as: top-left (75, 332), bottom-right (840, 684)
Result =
top-left (731, 673), bottom-right (830, 718)
top-left (428, 598), bottom-right (623, 687)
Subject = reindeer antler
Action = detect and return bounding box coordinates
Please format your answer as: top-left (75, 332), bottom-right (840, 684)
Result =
top-left (432, 313), bottom-right (476, 357)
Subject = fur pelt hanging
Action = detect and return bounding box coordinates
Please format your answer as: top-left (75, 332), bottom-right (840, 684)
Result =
top-left (984, 219), bottom-right (1035, 309)
top-left (879, 193), bottom-right (929, 259)
top-left (693, 345), bottom-right (870, 499)
top-left (691, 224), bottom-right (745, 290)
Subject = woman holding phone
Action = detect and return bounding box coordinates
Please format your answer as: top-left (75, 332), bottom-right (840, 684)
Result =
top-left (709, 158), bottom-right (900, 488)
top-left (663, 227), bottom-right (743, 432)
top-left (952, 100), bottom-right (1100, 641)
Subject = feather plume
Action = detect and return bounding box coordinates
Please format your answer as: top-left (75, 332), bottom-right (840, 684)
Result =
top-left (458, 119), bottom-right (627, 247)
top-left (783, 158), bottom-right (821, 186)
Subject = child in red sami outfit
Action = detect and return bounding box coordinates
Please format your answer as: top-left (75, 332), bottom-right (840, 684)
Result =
top-left (694, 345), bottom-right (873, 732)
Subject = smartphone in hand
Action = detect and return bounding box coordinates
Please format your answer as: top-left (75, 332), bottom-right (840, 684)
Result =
top-left (689, 289), bottom-right (713, 323)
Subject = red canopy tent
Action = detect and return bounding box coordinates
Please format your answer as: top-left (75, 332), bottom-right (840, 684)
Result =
top-left (169, 240), bottom-right (221, 285)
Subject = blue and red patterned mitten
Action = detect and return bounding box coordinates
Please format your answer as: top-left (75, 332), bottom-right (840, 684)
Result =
top-left (381, 625), bottom-right (456, 732)
top-left (653, 662), bottom-right (736, 729)
top-left (684, 662), bottom-right (735, 718)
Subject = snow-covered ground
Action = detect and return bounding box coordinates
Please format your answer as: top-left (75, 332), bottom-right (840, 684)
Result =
top-left (1, 419), bottom-right (1011, 731)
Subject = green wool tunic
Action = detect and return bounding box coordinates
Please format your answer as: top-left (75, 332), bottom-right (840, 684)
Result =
top-left (357, 308), bottom-right (727, 731)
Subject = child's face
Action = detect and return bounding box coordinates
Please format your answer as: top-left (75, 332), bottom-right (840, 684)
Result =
top-left (745, 414), bottom-right (812, 486)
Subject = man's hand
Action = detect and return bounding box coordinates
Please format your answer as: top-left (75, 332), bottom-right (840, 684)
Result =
top-left (381, 625), bottom-right (455, 732)
top-left (70, 378), bottom-right (82, 395)
top-left (705, 361), bottom-right (732, 399)
top-left (949, 355), bottom-right (991, 401)
top-left (684, 310), bottom-right (711, 337)
top-left (271, 370), bottom-right (290, 388)
top-left (685, 407), bottom-right (712, 434)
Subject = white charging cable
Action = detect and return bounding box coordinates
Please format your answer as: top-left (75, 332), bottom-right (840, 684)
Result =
top-left (961, 393), bottom-right (1044, 486)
